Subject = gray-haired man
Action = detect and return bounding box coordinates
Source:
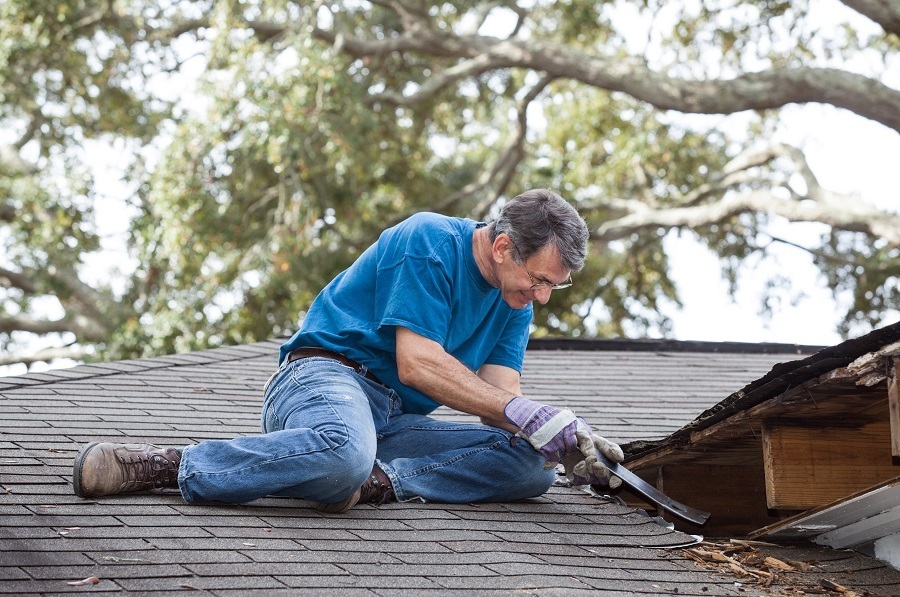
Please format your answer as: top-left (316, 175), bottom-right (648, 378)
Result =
top-left (74, 189), bottom-right (623, 510)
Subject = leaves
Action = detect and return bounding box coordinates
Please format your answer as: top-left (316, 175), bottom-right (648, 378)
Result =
top-left (1, 0), bottom-right (899, 368)
top-left (66, 576), bottom-right (100, 586)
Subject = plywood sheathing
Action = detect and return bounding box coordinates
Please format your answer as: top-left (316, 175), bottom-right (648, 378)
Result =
top-left (889, 358), bottom-right (900, 458)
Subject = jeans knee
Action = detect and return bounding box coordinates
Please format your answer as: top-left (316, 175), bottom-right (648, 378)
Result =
top-left (522, 466), bottom-right (556, 498)
top-left (325, 439), bottom-right (376, 496)
top-left (483, 445), bottom-right (556, 500)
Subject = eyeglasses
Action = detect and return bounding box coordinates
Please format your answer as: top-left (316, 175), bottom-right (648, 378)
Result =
top-left (510, 240), bottom-right (573, 291)
top-left (523, 268), bottom-right (573, 290)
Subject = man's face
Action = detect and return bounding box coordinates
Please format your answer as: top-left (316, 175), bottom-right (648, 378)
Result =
top-left (500, 242), bottom-right (571, 310)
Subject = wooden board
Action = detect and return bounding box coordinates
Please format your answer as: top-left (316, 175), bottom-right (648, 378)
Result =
top-left (889, 358), bottom-right (900, 458)
top-left (762, 418), bottom-right (898, 510)
top-left (624, 462), bottom-right (782, 535)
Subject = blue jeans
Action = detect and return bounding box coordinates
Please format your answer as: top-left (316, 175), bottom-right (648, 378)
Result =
top-left (177, 357), bottom-right (555, 506)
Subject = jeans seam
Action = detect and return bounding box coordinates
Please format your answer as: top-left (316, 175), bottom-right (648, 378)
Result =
top-left (399, 439), bottom-right (508, 480)
top-left (406, 424), bottom-right (512, 437)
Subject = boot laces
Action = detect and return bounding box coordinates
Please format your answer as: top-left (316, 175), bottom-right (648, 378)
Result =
top-left (120, 450), bottom-right (179, 491)
top-left (358, 468), bottom-right (394, 505)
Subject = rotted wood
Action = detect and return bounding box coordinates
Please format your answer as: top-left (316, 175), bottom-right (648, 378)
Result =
top-left (628, 378), bottom-right (890, 472)
top-left (762, 418), bottom-right (897, 510)
top-left (889, 358), bottom-right (900, 458)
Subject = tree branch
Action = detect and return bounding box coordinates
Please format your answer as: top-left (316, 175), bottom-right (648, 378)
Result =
top-left (469, 76), bottom-right (552, 219)
top-left (438, 76), bottom-right (552, 219)
top-left (312, 25), bottom-right (900, 133)
top-left (679, 144), bottom-right (805, 207)
top-left (0, 266), bottom-right (38, 294)
top-left (0, 311), bottom-right (108, 340)
top-left (0, 315), bottom-right (74, 336)
top-left (594, 189), bottom-right (900, 245)
top-left (14, 111), bottom-right (43, 151)
top-left (146, 10), bottom-right (898, 132)
top-left (761, 234), bottom-right (857, 266)
top-left (0, 344), bottom-right (90, 367)
top-left (0, 263), bottom-right (115, 339)
top-left (839, 0), bottom-right (900, 36)
top-left (0, 202), bottom-right (15, 223)
top-left (49, 266), bottom-right (119, 325)
top-left (369, 77), bottom-right (550, 237)
top-left (376, 54), bottom-right (495, 105)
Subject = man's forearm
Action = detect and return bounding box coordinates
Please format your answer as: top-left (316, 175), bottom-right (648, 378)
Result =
top-left (395, 327), bottom-right (515, 422)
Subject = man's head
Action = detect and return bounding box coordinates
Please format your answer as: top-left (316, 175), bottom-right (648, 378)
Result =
top-left (489, 189), bottom-right (589, 272)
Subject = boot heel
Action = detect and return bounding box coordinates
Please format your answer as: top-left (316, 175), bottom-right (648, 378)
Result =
top-left (72, 442), bottom-right (100, 498)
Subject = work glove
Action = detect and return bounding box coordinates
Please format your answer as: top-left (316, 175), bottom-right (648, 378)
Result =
top-left (560, 426), bottom-right (624, 488)
top-left (504, 396), bottom-right (592, 469)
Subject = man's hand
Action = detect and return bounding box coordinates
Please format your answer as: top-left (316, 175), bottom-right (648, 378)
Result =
top-left (504, 396), bottom-right (591, 468)
top-left (561, 427), bottom-right (624, 488)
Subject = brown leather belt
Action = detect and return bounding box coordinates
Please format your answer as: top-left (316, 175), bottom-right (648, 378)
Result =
top-left (286, 347), bottom-right (384, 386)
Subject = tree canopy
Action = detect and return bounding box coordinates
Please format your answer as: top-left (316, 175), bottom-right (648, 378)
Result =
top-left (1, 0), bottom-right (899, 370)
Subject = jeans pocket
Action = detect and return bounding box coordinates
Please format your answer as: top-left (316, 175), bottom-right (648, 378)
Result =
top-left (262, 399), bottom-right (280, 433)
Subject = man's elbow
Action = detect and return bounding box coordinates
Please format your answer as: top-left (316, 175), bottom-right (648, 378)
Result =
top-left (395, 355), bottom-right (424, 388)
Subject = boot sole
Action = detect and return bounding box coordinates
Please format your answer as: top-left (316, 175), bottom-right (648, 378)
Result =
top-left (72, 442), bottom-right (100, 497)
top-left (316, 488), bottom-right (361, 514)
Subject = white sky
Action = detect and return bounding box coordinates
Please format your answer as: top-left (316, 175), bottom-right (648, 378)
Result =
top-left (663, 102), bottom-right (900, 346)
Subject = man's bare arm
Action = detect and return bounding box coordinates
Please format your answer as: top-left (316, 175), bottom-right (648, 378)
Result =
top-left (395, 327), bottom-right (516, 422)
top-left (476, 364), bottom-right (522, 433)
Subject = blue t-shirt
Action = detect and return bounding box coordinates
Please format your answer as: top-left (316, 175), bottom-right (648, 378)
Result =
top-left (280, 212), bottom-right (533, 414)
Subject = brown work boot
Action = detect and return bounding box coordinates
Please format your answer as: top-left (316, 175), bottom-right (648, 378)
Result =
top-left (316, 466), bottom-right (395, 514)
top-left (73, 442), bottom-right (181, 498)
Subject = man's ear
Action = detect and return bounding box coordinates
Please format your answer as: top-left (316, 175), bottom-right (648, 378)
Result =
top-left (491, 233), bottom-right (513, 264)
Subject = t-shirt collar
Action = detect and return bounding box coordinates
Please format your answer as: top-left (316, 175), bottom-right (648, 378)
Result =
top-left (467, 221), bottom-right (495, 292)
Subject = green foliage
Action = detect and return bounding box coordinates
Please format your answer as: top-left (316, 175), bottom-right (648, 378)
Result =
top-left (817, 231), bottom-right (900, 337)
top-left (1, 0), bottom-right (898, 368)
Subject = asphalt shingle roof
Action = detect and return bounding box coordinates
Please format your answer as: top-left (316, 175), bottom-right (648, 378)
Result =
top-left (4, 338), bottom-right (900, 595)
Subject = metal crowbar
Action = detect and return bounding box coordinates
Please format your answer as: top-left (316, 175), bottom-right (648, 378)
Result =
top-left (593, 454), bottom-right (711, 526)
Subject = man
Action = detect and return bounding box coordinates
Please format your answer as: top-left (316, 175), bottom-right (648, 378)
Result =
top-left (73, 189), bottom-right (623, 511)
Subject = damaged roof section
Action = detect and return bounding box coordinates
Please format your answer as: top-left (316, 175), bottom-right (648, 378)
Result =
top-left (622, 321), bottom-right (900, 561)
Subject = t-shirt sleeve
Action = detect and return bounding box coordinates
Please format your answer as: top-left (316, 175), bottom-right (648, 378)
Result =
top-left (376, 255), bottom-right (453, 346)
top-left (484, 305), bottom-right (531, 373)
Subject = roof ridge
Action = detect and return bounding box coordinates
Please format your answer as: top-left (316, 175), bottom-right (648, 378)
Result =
top-left (527, 336), bottom-right (825, 354)
top-left (1, 335), bottom-right (829, 391)
top-left (0, 339), bottom-right (281, 391)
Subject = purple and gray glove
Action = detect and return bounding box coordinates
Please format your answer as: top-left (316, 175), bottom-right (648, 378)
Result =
top-left (561, 427), bottom-right (624, 488)
top-left (504, 396), bottom-right (624, 486)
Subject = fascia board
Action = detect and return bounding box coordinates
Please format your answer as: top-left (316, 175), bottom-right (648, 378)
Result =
top-left (816, 504), bottom-right (900, 549)
top-left (759, 481), bottom-right (900, 544)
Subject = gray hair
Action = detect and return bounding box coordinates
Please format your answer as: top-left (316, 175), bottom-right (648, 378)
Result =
top-left (488, 189), bottom-right (589, 272)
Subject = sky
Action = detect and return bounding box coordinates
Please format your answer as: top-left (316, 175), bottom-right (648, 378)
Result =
top-left (2, 1), bottom-right (899, 377)
top-left (658, 103), bottom-right (900, 346)
top-left (606, 0), bottom-right (900, 346)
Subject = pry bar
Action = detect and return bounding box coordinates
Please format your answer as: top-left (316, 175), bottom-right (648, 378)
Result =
top-left (592, 454), bottom-right (711, 526)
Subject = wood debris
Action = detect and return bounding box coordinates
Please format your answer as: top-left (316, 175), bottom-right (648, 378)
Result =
top-left (681, 541), bottom-right (870, 595)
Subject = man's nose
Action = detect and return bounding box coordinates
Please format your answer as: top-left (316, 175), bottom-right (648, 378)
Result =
top-left (533, 286), bottom-right (553, 305)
